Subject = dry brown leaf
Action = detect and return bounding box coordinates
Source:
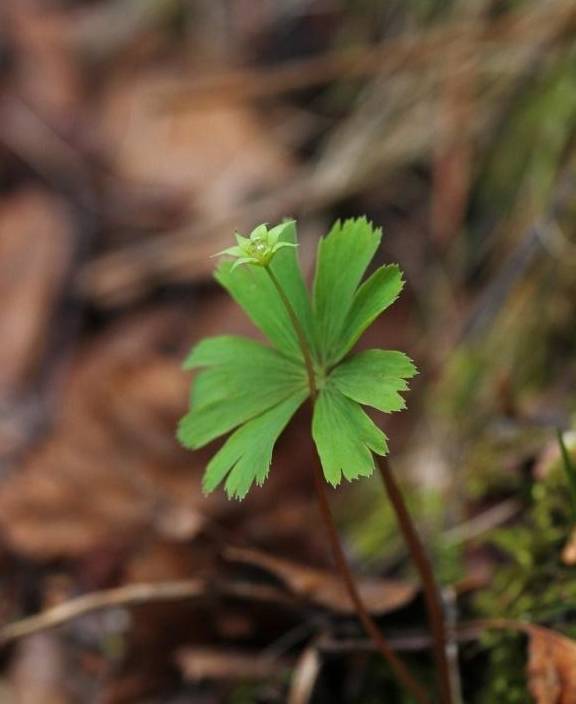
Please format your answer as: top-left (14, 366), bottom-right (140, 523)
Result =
top-left (76, 69), bottom-right (299, 305)
top-left (4, 1), bottom-right (80, 121)
top-left (100, 68), bottom-right (294, 220)
top-left (528, 625), bottom-right (576, 704)
top-left (0, 309), bottom-right (197, 559)
top-left (0, 189), bottom-right (72, 396)
top-left (224, 546), bottom-right (416, 615)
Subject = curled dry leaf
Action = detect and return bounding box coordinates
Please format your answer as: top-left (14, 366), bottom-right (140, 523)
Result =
top-left (224, 546), bottom-right (416, 615)
top-left (528, 625), bottom-right (576, 704)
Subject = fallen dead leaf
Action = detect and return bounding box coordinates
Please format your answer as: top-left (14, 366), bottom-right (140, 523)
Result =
top-left (528, 625), bottom-right (576, 704)
top-left (0, 309), bottom-right (196, 559)
top-left (0, 189), bottom-right (72, 397)
top-left (224, 546), bottom-right (416, 615)
top-left (4, 1), bottom-right (81, 121)
top-left (100, 68), bottom-right (294, 220)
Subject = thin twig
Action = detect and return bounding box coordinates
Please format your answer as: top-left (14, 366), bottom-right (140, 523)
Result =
top-left (378, 459), bottom-right (454, 704)
top-left (0, 579), bottom-right (531, 650)
top-left (0, 580), bottom-right (290, 644)
top-left (319, 617), bottom-right (535, 654)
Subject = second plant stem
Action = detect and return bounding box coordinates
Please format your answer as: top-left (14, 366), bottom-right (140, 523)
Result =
top-left (378, 458), bottom-right (455, 704)
top-left (266, 266), bottom-right (431, 704)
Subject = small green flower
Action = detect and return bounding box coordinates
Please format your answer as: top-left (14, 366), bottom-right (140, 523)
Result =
top-left (216, 221), bottom-right (297, 269)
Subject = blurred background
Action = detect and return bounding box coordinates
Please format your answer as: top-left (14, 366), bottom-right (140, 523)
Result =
top-left (1, 0), bottom-right (576, 702)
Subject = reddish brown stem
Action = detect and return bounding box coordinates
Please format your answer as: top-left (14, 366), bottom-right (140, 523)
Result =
top-left (378, 459), bottom-right (454, 704)
top-left (265, 263), bottom-right (429, 702)
top-left (312, 459), bottom-right (431, 704)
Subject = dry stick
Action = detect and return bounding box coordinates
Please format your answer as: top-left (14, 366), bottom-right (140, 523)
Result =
top-left (265, 266), bottom-right (430, 704)
top-left (0, 580), bottom-right (292, 644)
top-left (319, 617), bottom-right (535, 655)
top-left (0, 587), bottom-right (528, 653)
top-left (378, 460), bottom-right (454, 704)
top-left (0, 580), bottom-right (198, 643)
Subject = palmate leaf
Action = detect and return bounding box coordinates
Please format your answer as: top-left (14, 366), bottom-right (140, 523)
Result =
top-left (178, 216), bottom-right (418, 498)
top-left (203, 391), bottom-right (307, 500)
top-left (313, 217), bottom-right (381, 365)
top-left (312, 349), bottom-right (416, 486)
top-left (183, 335), bottom-right (301, 375)
top-left (312, 382), bottom-right (389, 486)
top-left (330, 349), bottom-right (417, 414)
top-left (177, 336), bottom-right (307, 449)
top-left (333, 265), bottom-right (404, 364)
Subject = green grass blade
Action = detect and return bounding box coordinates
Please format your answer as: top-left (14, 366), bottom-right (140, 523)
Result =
top-left (557, 428), bottom-right (576, 521)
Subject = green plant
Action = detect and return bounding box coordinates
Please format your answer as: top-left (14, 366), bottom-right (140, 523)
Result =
top-left (178, 218), bottom-right (454, 704)
top-left (474, 455), bottom-right (576, 703)
top-left (179, 218), bottom-right (413, 497)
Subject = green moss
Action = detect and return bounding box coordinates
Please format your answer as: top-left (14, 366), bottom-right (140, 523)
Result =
top-left (474, 632), bottom-right (528, 704)
top-left (474, 455), bottom-right (576, 702)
